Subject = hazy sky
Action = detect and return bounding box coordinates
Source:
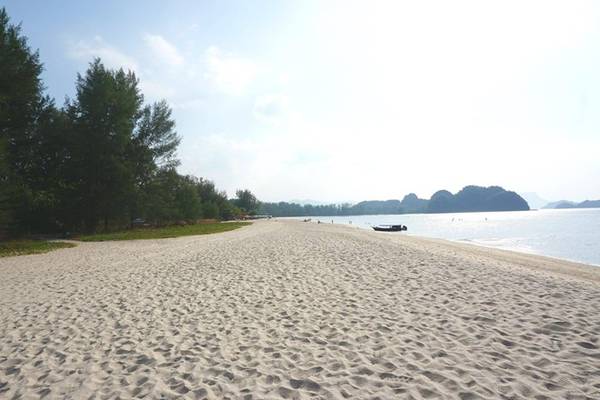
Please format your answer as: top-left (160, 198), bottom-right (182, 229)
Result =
top-left (4, 0), bottom-right (600, 202)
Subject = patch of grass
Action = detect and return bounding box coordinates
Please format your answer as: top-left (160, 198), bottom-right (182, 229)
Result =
top-left (76, 222), bottom-right (251, 242)
top-left (0, 240), bottom-right (77, 258)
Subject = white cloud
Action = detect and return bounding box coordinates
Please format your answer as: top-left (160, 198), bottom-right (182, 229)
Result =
top-left (172, 98), bottom-right (206, 110)
top-left (68, 36), bottom-right (138, 72)
top-left (204, 46), bottom-right (258, 95)
top-left (62, 2), bottom-right (600, 201)
top-left (65, 35), bottom-right (270, 127)
top-left (253, 94), bottom-right (289, 124)
top-left (143, 34), bottom-right (184, 67)
top-left (278, 72), bottom-right (290, 85)
top-left (138, 79), bottom-right (176, 100)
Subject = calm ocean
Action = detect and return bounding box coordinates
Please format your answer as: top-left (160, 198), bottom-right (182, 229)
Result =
top-left (290, 208), bottom-right (600, 266)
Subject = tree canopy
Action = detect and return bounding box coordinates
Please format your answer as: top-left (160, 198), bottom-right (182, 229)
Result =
top-left (0, 7), bottom-right (245, 237)
top-left (234, 189), bottom-right (260, 214)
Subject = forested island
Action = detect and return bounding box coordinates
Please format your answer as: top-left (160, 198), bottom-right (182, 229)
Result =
top-left (0, 9), bottom-right (258, 240)
top-left (259, 186), bottom-right (530, 217)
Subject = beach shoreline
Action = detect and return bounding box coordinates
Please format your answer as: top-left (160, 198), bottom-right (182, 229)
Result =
top-left (1, 219), bottom-right (599, 399)
top-left (328, 222), bottom-right (600, 283)
top-left (286, 209), bottom-right (600, 268)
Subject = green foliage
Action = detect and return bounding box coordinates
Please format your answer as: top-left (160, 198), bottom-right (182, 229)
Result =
top-left (11, 105), bottom-right (74, 234)
top-left (0, 8), bottom-right (255, 239)
top-left (259, 202), bottom-right (352, 217)
top-left (234, 189), bottom-right (259, 214)
top-left (220, 201), bottom-right (242, 220)
top-left (0, 138), bottom-right (11, 238)
top-left (202, 202), bottom-right (220, 219)
top-left (76, 222), bottom-right (250, 242)
top-left (138, 169), bottom-right (204, 225)
top-left (68, 59), bottom-right (143, 231)
top-left (0, 7), bottom-right (49, 236)
top-left (175, 179), bottom-right (202, 220)
top-left (0, 8), bottom-right (45, 177)
top-left (133, 100), bottom-right (180, 173)
top-left (0, 240), bottom-right (76, 258)
top-left (351, 200), bottom-right (403, 215)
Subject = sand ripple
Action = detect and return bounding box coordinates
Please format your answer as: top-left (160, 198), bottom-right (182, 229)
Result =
top-left (1, 220), bottom-right (599, 399)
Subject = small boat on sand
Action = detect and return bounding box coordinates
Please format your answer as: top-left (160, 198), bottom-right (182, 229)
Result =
top-left (372, 224), bottom-right (407, 232)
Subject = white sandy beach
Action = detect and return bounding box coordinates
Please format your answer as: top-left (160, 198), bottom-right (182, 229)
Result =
top-left (1, 219), bottom-right (599, 399)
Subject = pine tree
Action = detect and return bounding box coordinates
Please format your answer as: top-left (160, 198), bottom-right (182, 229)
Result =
top-left (69, 59), bottom-right (143, 232)
top-left (0, 7), bottom-right (50, 235)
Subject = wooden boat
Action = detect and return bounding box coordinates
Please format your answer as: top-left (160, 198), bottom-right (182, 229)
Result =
top-left (372, 224), bottom-right (407, 232)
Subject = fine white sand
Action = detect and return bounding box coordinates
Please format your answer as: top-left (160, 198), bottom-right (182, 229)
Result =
top-left (1, 219), bottom-right (599, 399)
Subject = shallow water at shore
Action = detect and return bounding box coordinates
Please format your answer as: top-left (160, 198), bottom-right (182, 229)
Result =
top-left (290, 208), bottom-right (600, 266)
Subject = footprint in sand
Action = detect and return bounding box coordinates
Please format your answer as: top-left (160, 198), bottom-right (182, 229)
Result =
top-left (379, 372), bottom-right (413, 383)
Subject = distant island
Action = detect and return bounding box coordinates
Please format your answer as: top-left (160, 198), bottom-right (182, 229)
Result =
top-left (519, 192), bottom-right (600, 210)
top-left (259, 185), bottom-right (530, 217)
top-left (543, 200), bottom-right (600, 209)
top-left (519, 192), bottom-right (549, 210)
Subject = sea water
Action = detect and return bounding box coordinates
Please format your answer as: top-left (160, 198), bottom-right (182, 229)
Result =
top-left (290, 208), bottom-right (600, 266)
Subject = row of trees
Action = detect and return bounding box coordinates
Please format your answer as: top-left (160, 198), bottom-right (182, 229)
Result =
top-left (258, 201), bottom-right (410, 217)
top-left (259, 202), bottom-right (355, 217)
top-left (0, 8), bottom-right (258, 237)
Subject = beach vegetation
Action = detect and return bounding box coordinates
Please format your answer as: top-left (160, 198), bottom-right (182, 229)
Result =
top-left (0, 240), bottom-right (76, 258)
top-left (0, 7), bottom-right (250, 240)
top-left (75, 222), bottom-right (250, 242)
top-left (233, 189), bottom-right (260, 214)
